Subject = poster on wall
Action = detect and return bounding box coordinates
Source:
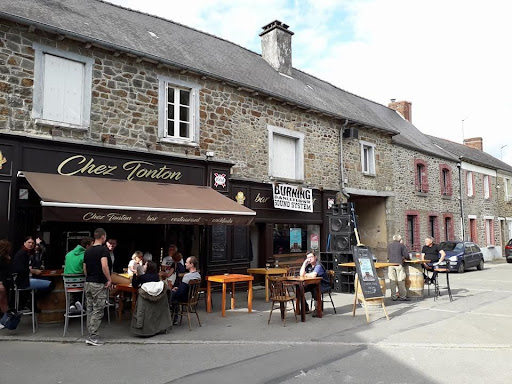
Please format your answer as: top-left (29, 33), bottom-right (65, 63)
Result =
top-left (290, 228), bottom-right (302, 253)
top-left (273, 183), bottom-right (313, 212)
top-left (310, 234), bottom-right (319, 250)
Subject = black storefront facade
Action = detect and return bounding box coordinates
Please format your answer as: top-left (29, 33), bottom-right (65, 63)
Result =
top-left (0, 133), bottom-right (255, 275)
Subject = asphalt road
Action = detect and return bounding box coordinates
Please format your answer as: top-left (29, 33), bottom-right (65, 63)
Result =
top-left (2, 261), bottom-right (512, 384)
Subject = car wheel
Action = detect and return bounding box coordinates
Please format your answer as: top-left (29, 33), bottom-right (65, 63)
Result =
top-left (507, 258), bottom-right (512, 264)
top-left (458, 262), bottom-right (465, 274)
top-left (477, 259), bottom-right (484, 270)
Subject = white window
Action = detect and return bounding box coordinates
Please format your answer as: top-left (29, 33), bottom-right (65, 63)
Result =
top-left (158, 76), bottom-right (200, 144)
top-left (483, 175), bottom-right (490, 199)
top-left (505, 177), bottom-right (511, 201)
top-left (267, 125), bottom-right (304, 181)
top-left (360, 141), bottom-right (376, 175)
top-left (32, 43), bottom-right (93, 128)
top-left (467, 171), bottom-right (474, 196)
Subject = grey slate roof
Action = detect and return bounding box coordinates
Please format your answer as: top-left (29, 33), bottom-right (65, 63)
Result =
top-left (0, 0), bottom-right (454, 160)
top-left (427, 135), bottom-right (512, 173)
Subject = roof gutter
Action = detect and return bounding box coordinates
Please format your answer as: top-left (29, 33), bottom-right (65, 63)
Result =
top-left (340, 119), bottom-right (350, 201)
top-left (0, 11), bottom-right (397, 135)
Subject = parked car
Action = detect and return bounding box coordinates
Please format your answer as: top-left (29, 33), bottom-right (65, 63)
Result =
top-left (506, 239), bottom-right (512, 263)
top-left (439, 241), bottom-right (484, 273)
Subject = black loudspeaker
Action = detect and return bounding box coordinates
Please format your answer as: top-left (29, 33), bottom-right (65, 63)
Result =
top-left (332, 253), bottom-right (352, 271)
top-left (332, 203), bottom-right (349, 216)
top-left (331, 233), bottom-right (357, 252)
top-left (329, 215), bottom-right (352, 234)
top-left (333, 271), bottom-right (355, 293)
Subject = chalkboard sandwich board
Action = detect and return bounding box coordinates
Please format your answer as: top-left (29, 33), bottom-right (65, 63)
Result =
top-left (353, 246), bottom-right (383, 300)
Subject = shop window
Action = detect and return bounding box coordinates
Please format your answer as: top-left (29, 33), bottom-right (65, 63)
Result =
top-left (32, 43), bottom-right (94, 128)
top-left (272, 224), bottom-right (319, 255)
top-left (414, 159), bottom-right (429, 193)
top-left (483, 175), bottom-right (491, 199)
top-left (466, 171), bottom-right (474, 196)
top-left (439, 164), bottom-right (453, 196)
top-left (158, 76), bottom-right (200, 144)
top-left (267, 125), bottom-right (304, 181)
top-left (360, 141), bottom-right (376, 175)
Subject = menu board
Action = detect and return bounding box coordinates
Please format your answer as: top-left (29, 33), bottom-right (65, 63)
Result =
top-left (233, 226), bottom-right (248, 260)
top-left (353, 246), bottom-right (383, 299)
top-left (211, 225), bottom-right (227, 261)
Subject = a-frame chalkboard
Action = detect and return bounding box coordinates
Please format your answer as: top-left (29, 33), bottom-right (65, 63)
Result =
top-left (353, 246), bottom-right (383, 300)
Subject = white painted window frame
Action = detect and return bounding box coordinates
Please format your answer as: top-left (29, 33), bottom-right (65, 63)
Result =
top-left (466, 171), bottom-right (474, 196)
top-left (483, 175), bottom-right (490, 199)
top-left (267, 125), bottom-right (304, 182)
top-left (505, 177), bottom-right (511, 201)
top-left (32, 43), bottom-right (93, 129)
top-left (360, 140), bottom-right (376, 176)
top-left (158, 75), bottom-right (200, 146)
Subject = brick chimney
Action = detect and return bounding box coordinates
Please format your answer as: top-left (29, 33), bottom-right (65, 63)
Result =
top-left (463, 137), bottom-right (483, 151)
top-left (260, 20), bottom-right (294, 76)
top-left (388, 99), bottom-right (412, 123)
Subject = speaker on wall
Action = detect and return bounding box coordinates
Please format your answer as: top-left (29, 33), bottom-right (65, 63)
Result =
top-left (329, 215), bottom-right (352, 234)
top-left (331, 233), bottom-right (357, 252)
top-left (332, 203), bottom-right (349, 216)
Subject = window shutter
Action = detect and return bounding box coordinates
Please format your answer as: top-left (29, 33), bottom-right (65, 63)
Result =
top-left (272, 134), bottom-right (296, 179)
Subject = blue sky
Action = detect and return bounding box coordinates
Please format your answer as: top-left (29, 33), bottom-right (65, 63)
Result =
top-left (107, 0), bottom-right (512, 165)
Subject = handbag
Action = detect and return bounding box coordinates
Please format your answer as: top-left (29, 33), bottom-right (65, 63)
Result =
top-left (0, 309), bottom-right (21, 330)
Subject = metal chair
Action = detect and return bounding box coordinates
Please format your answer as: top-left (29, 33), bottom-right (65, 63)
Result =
top-left (268, 276), bottom-right (297, 326)
top-left (12, 273), bottom-right (37, 333)
top-left (311, 270), bottom-right (337, 314)
top-left (175, 279), bottom-right (202, 331)
top-left (62, 274), bottom-right (86, 336)
top-left (433, 263), bottom-right (453, 302)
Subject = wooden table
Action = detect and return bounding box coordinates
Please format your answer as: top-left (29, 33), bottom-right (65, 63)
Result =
top-left (206, 274), bottom-right (254, 317)
top-left (116, 283), bottom-right (138, 321)
top-left (404, 259), bottom-right (431, 298)
top-left (283, 276), bottom-right (322, 322)
top-left (37, 269), bottom-right (65, 324)
top-left (247, 268), bottom-right (288, 302)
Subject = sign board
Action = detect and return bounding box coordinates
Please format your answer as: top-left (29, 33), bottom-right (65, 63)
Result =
top-left (273, 184), bottom-right (313, 212)
top-left (353, 246), bottom-right (383, 300)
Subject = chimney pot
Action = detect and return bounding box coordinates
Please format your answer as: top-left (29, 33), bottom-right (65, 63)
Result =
top-left (260, 20), bottom-right (294, 76)
top-left (463, 137), bottom-right (483, 151)
top-left (388, 100), bottom-right (412, 123)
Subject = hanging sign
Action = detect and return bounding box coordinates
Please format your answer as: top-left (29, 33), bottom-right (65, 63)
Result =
top-left (273, 184), bottom-right (313, 212)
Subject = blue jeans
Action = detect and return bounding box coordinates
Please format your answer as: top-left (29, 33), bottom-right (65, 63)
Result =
top-left (29, 278), bottom-right (52, 291)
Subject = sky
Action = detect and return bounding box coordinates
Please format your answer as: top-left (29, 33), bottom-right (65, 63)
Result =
top-left (107, 0), bottom-right (512, 166)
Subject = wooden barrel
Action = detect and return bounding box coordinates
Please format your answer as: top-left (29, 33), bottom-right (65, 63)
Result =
top-left (37, 275), bottom-right (66, 324)
top-left (405, 264), bottom-right (424, 298)
top-left (355, 274), bottom-right (386, 307)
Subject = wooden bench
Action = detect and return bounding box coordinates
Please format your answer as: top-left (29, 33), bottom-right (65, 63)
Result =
top-left (270, 253), bottom-right (306, 269)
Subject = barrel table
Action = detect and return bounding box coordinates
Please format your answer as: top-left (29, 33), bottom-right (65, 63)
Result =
top-left (404, 259), bottom-right (430, 299)
top-left (36, 269), bottom-right (66, 324)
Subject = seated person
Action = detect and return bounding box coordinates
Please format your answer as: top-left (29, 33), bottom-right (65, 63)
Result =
top-left (170, 256), bottom-right (201, 324)
top-left (160, 245), bottom-right (186, 285)
top-left (299, 251), bottom-right (329, 315)
top-left (30, 237), bottom-right (46, 269)
top-left (64, 236), bottom-right (93, 312)
top-left (136, 252), bottom-right (153, 276)
top-left (421, 237), bottom-right (446, 283)
top-left (127, 251), bottom-right (143, 278)
top-left (132, 261), bottom-right (160, 288)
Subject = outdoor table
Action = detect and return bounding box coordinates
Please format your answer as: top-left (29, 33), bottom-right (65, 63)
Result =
top-left (116, 283), bottom-right (138, 321)
top-left (404, 259), bottom-right (431, 298)
top-left (247, 267), bottom-right (288, 302)
top-left (206, 274), bottom-right (254, 317)
top-left (283, 276), bottom-right (322, 322)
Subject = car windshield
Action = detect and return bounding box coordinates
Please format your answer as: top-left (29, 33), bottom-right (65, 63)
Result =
top-left (440, 242), bottom-right (464, 252)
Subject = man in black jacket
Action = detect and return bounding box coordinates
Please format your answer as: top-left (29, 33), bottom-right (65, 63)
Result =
top-left (387, 235), bottom-right (410, 301)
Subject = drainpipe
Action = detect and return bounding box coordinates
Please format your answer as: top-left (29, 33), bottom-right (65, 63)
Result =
top-left (339, 119), bottom-right (350, 202)
top-left (457, 158), bottom-right (465, 240)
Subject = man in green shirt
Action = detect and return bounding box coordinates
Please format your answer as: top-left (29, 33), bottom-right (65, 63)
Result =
top-left (64, 237), bottom-right (93, 274)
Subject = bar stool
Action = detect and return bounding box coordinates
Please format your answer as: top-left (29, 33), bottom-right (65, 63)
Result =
top-left (12, 273), bottom-right (37, 333)
top-left (433, 263), bottom-right (453, 302)
top-left (63, 274), bottom-right (86, 336)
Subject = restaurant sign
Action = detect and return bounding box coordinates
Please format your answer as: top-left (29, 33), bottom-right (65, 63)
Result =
top-left (42, 207), bottom-right (254, 226)
top-left (272, 184), bottom-right (313, 213)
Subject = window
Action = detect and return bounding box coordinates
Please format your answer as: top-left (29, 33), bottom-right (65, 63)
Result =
top-left (483, 175), bottom-right (490, 199)
top-left (32, 43), bottom-right (93, 128)
top-left (360, 141), bottom-right (376, 175)
top-left (485, 218), bottom-right (494, 246)
top-left (158, 76), bottom-right (200, 143)
top-left (406, 212), bottom-right (420, 250)
top-left (469, 217), bottom-right (477, 243)
top-left (414, 159), bottom-right (429, 193)
top-left (439, 165), bottom-right (452, 196)
top-left (466, 171), bottom-right (474, 196)
top-left (504, 177), bottom-right (511, 201)
top-left (444, 216), bottom-right (452, 241)
top-left (267, 125), bottom-right (304, 181)
top-left (428, 215), bottom-right (438, 240)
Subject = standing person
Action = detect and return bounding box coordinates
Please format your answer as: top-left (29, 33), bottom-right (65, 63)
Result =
top-left (160, 244), bottom-right (185, 285)
top-left (0, 239), bottom-right (12, 316)
top-left (387, 235), bottom-right (410, 301)
top-left (422, 237), bottom-right (446, 284)
top-left (299, 251), bottom-right (329, 316)
top-left (170, 256), bottom-right (201, 324)
top-left (83, 228), bottom-right (111, 346)
top-left (106, 238), bottom-right (117, 273)
top-left (107, 238), bottom-right (130, 286)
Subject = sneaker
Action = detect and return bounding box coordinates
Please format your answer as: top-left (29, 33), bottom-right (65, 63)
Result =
top-left (75, 301), bottom-right (83, 313)
top-left (391, 296), bottom-right (398, 301)
top-left (0, 323), bottom-right (4, 330)
top-left (85, 337), bottom-right (104, 346)
top-left (69, 305), bottom-right (77, 313)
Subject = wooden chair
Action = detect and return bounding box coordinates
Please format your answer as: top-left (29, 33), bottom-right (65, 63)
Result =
top-left (268, 276), bottom-right (297, 326)
top-left (311, 270), bottom-right (337, 314)
top-left (62, 274), bottom-right (86, 336)
top-left (433, 263), bottom-right (453, 302)
top-left (175, 279), bottom-right (202, 331)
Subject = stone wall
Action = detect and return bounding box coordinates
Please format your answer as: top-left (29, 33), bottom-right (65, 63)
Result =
top-left (0, 19), bottom-right (341, 190)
